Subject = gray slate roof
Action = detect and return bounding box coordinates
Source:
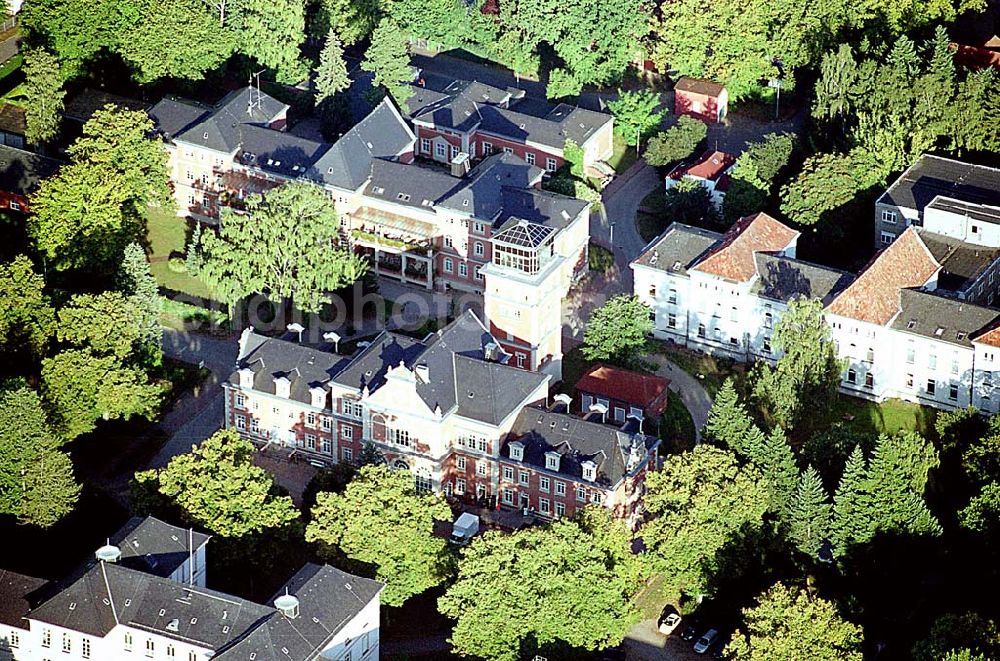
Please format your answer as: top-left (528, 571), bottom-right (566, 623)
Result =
top-left (330, 332), bottom-right (426, 394)
top-left (110, 516), bottom-right (210, 580)
top-left (437, 152), bottom-right (545, 219)
top-left (496, 187), bottom-right (588, 229)
top-left (406, 73), bottom-right (611, 149)
top-left (890, 288), bottom-right (1000, 347)
top-left (632, 223), bottom-right (723, 275)
top-left (0, 145), bottom-right (61, 196)
top-left (149, 96), bottom-right (211, 140)
top-left (501, 407), bottom-right (659, 487)
top-left (882, 155), bottom-right (1000, 212)
top-left (916, 228), bottom-right (1000, 293)
top-left (751, 253), bottom-right (855, 304)
top-left (173, 87), bottom-right (289, 153)
top-left (312, 97), bottom-right (415, 191)
top-left (238, 124), bottom-right (331, 179)
top-left (234, 332), bottom-right (353, 405)
top-left (30, 561), bottom-right (381, 659)
top-left (0, 569), bottom-right (47, 630)
top-left (364, 159), bottom-right (459, 209)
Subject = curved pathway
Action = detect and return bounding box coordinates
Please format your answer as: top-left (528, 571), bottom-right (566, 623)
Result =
top-left (647, 353), bottom-right (713, 444)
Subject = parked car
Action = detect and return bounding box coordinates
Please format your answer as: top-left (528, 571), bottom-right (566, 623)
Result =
top-left (449, 513), bottom-right (480, 545)
top-left (680, 622), bottom-right (700, 642)
top-left (657, 606), bottom-right (682, 636)
top-left (712, 633), bottom-right (732, 659)
top-left (694, 629), bottom-right (719, 654)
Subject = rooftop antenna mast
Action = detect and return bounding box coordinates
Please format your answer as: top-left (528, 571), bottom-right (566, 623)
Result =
top-left (248, 69), bottom-right (265, 114)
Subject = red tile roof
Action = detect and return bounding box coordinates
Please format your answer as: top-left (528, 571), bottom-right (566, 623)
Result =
top-left (691, 212), bottom-right (799, 282)
top-left (973, 322), bottom-right (1000, 348)
top-left (825, 228), bottom-right (940, 326)
top-left (576, 364), bottom-right (670, 416)
top-left (668, 150), bottom-right (736, 183)
top-left (950, 42), bottom-right (1000, 71)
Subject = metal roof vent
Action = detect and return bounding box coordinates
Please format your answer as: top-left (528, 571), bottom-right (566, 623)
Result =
top-left (96, 541), bottom-right (121, 563)
top-left (274, 593), bottom-right (300, 619)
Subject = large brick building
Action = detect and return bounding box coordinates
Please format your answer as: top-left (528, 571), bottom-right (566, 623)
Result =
top-left (223, 311), bottom-right (659, 526)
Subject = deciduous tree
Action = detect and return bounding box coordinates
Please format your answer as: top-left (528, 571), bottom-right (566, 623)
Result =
top-left (581, 295), bottom-right (652, 367)
top-left (644, 116), bottom-right (707, 166)
top-left (640, 445), bottom-right (769, 596)
top-left (722, 133), bottom-right (796, 223)
top-left (728, 583), bottom-right (863, 661)
top-left (135, 430), bottom-right (299, 537)
top-left (199, 182), bottom-right (366, 313)
top-left (0, 255), bottom-right (54, 357)
top-left (306, 464), bottom-right (452, 606)
top-left (661, 179), bottom-right (719, 227)
top-left (0, 384), bottom-right (79, 527)
top-left (439, 510), bottom-right (642, 661)
top-left (608, 90), bottom-right (666, 147)
top-left (23, 48), bottom-right (65, 145)
top-left (230, 0), bottom-right (308, 84)
top-left (752, 297), bottom-right (843, 430)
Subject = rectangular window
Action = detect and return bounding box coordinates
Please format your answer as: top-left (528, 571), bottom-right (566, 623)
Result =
top-left (864, 372), bottom-right (874, 389)
top-left (950, 384), bottom-right (959, 401)
top-left (342, 447), bottom-right (353, 462)
top-left (881, 232), bottom-right (894, 245)
top-left (435, 142), bottom-right (446, 158)
top-left (591, 492), bottom-right (603, 504)
top-left (881, 209), bottom-right (897, 224)
top-left (906, 343), bottom-right (915, 364)
top-left (236, 415), bottom-right (246, 430)
top-left (539, 498), bottom-right (551, 514)
top-left (667, 313), bottom-right (677, 329)
top-left (123, 632), bottom-right (131, 652)
top-left (235, 393), bottom-right (245, 408)
top-left (847, 369), bottom-right (856, 384)
top-left (443, 257), bottom-right (454, 273)
top-left (477, 461), bottom-right (488, 476)
top-left (668, 289), bottom-right (677, 304)
top-left (525, 152), bottom-right (536, 165)
top-left (906, 373), bottom-right (914, 388)
top-left (457, 456), bottom-right (466, 470)
top-left (342, 425), bottom-right (353, 439)
top-left (146, 639), bottom-right (155, 658)
top-left (986, 371), bottom-right (994, 386)
top-left (455, 478), bottom-right (466, 495)
top-left (322, 438), bottom-right (332, 453)
top-left (420, 138), bottom-right (431, 153)
top-left (555, 502), bottom-right (566, 517)
top-left (927, 379), bottom-right (936, 395)
top-left (519, 471), bottom-right (529, 486)
top-left (503, 488), bottom-right (514, 504)
top-left (62, 633), bottom-right (71, 653)
top-left (929, 353), bottom-right (937, 370)
top-left (388, 428), bottom-right (411, 447)
top-left (321, 417), bottom-right (332, 431)
top-left (503, 466), bottom-right (513, 481)
top-left (952, 352), bottom-right (960, 375)
top-left (305, 433), bottom-right (316, 450)
top-left (539, 476), bottom-right (550, 492)
top-left (477, 438), bottom-right (488, 453)
top-left (697, 324), bottom-right (706, 338)
top-left (545, 157), bottom-right (557, 172)
top-left (555, 481), bottom-right (566, 496)
top-left (167, 645), bottom-right (176, 659)
top-left (306, 412), bottom-right (316, 426)
top-left (576, 487), bottom-right (586, 502)
top-left (482, 142), bottom-right (493, 155)
top-left (342, 400), bottom-right (363, 419)
top-left (450, 145), bottom-right (459, 159)
top-left (503, 146), bottom-right (514, 154)
top-left (459, 261), bottom-right (468, 277)
top-left (763, 337), bottom-right (771, 353)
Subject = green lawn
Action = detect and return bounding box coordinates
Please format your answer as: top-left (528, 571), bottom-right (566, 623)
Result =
top-left (146, 207), bottom-right (214, 300)
top-left (608, 133), bottom-right (638, 173)
top-left (833, 395), bottom-right (937, 438)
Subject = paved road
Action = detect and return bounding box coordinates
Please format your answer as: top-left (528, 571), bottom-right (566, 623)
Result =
top-left (596, 160), bottom-right (663, 293)
top-left (647, 354), bottom-right (712, 444)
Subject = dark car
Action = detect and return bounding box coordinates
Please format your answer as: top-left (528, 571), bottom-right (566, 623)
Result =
top-left (712, 634), bottom-right (732, 659)
top-left (680, 623), bottom-right (700, 642)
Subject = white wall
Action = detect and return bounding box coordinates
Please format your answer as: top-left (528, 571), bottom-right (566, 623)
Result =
top-left (319, 594), bottom-right (380, 661)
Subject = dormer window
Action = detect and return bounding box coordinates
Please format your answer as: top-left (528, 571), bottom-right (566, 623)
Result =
top-left (309, 386), bottom-right (326, 409)
top-left (238, 367), bottom-right (254, 389)
top-left (544, 451), bottom-right (560, 472)
top-left (509, 441), bottom-right (524, 462)
top-left (581, 460), bottom-right (596, 482)
top-left (274, 376), bottom-right (291, 399)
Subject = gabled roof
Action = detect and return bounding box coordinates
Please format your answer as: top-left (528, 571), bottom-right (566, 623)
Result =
top-left (110, 516), bottom-right (211, 580)
top-left (0, 569), bottom-right (47, 630)
top-left (0, 145), bottom-right (61, 196)
top-left (364, 159), bottom-right (458, 209)
top-left (575, 364), bottom-right (670, 414)
top-left (437, 152), bottom-right (544, 218)
top-left (880, 154), bottom-right (1000, 212)
top-left (313, 96), bottom-right (416, 191)
top-left (174, 87), bottom-right (289, 153)
top-left (330, 332), bottom-right (427, 394)
top-left (631, 223), bottom-right (722, 275)
top-left (674, 77), bottom-right (726, 97)
top-left (690, 213), bottom-right (799, 282)
top-left (751, 253), bottom-right (854, 305)
top-left (495, 187), bottom-right (588, 229)
top-left (973, 324), bottom-right (1000, 348)
top-left (501, 406), bottom-right (659, 487)
top-left (149, 96), bottom-right (211, 140)
top-left (826, 227), bottom-right (941, 325)
top-left (668, 150), bottom-right (736, 182)
top-left (890, 289), bottom-right (1000, 348)
top-left (916, 228), bottom-right (1000, 294)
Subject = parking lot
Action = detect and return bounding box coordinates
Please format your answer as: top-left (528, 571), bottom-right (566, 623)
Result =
top-left (625, 618), bottom-right (718, 661)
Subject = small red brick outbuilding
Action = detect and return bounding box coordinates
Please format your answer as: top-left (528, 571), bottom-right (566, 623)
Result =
top-left (674, 77), bottom-right (728, 124)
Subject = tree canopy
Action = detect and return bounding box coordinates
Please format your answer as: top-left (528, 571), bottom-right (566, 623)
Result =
top-left (0, 255), bottom-right (54, 358)
top-left (306, 464), bottom-right (452, 606)
top-left (199, 182), bottom-right (366, 313)
top-left (439, 509), bottom-right (642, 661)
top-left (23, 48), bottom-right (65, 145)
top-left (362, 18), bottom-right (414, 103)
top-left (644, 116), bottom-right (707, 167)
top-left (315, 30), bottom-right (351, 104)
top-left (608, 90), bottom-right (666, 146)
top-left (134, 430), bottom-right (299, 537)
top-left (729, 583), bottom-right (863, 661)
top-left (581, 295), bottom-right (652, 367)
